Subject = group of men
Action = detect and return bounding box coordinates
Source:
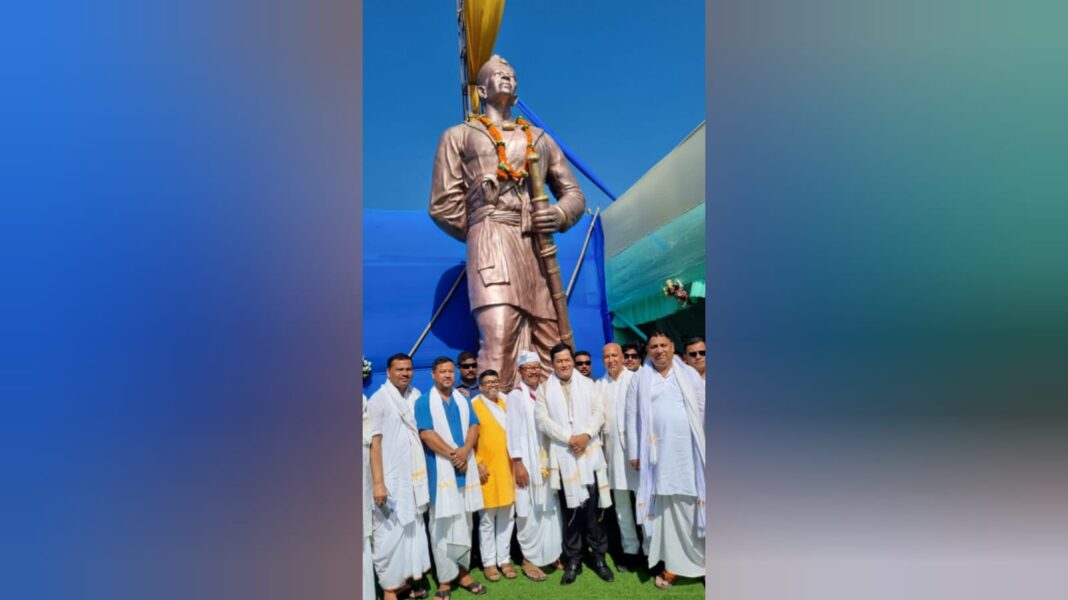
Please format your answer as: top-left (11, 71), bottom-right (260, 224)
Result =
top-left (362, 333), bottom-right (707, 598)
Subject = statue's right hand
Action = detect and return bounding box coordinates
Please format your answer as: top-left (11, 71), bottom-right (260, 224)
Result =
top-left (533, 206), bottom-right (563, 233)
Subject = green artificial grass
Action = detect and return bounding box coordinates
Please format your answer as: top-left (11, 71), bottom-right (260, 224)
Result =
top-left (379, 554), bottom-right (704, 599)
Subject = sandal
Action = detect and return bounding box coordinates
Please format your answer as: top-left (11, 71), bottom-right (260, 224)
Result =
top-left (521, 561), bottom-right (547, 582)
top-left (408, 588), bottom-right (429, 599)
top-left (499, 563), bottom-right (518, 579)
top-left (654, 571), bottom-right (678, 590)
top-left (483, 565), bottom-right (501, 582)
top-left (458, 579), bottom-right (488, 595)
top-left (433, 591), bottom-right (451, 599)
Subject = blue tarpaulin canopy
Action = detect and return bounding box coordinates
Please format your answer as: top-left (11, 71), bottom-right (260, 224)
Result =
top-left (362, 208), bottom-right (610, 392)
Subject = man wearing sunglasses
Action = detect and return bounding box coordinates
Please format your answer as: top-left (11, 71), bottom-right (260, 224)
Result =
top-left (626, 332), bottom-right (705, 590)
top-left (506, 351), bottom-right (563, 582)
top-left (573, 350), bottom-right (593, 379)
top-left (455, 351), bottom-right (481, 399)
top-left (681, 336), bottom-right (706, 380)
top-left (621, 342), bottom-right (643, 373)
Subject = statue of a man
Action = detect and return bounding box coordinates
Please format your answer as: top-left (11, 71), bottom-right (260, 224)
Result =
top-left (429, 55), bottom-right (586, 388)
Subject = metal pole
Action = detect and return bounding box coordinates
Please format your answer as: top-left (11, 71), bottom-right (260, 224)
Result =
top-left (566, 207), bottom-right (601, 298)
top-left (612, 312), bottom-right (649, 341)
top-left (456, 0), bottom-right (470, 118)
top-left (408, 267), bottom-right (467, 358)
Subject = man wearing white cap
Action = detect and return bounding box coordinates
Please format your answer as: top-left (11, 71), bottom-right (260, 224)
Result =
top-left (505, 350), bottom-right (563, 581)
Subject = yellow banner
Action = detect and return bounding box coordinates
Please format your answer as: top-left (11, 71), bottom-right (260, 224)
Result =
top-left (463, 0), bottom-right (505, 114)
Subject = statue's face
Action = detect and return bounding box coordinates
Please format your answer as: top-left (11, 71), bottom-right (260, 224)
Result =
top-left (477, 64), bottom-right (518, 105)
top-left (647, 335), bottom-right (675, 372)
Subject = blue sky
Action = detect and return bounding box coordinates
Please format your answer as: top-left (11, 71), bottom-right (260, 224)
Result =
top-left (362, 0), bottom-right (705, 211)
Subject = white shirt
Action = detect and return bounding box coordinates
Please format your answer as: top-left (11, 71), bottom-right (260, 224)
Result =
top-left (598, 369), bottom-right (638, 491)
top-left (650, 367), bottom-right (697, 497)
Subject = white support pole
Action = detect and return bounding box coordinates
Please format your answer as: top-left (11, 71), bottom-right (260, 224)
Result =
top-left (456, 0), bottom-right (470, 119)
top-left (566, 207), bottom-right (601, 299)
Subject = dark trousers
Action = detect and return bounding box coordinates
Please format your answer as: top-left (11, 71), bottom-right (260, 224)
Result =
top-left (560, 484), bottom-right (608, 565)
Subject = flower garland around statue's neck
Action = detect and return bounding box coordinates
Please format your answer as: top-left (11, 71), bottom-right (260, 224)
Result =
top-left (476, 115), bottom-right (535, 181)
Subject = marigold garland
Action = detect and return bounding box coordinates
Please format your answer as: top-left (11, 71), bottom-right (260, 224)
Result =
top-left (477, 115), bottom-right (535, 181)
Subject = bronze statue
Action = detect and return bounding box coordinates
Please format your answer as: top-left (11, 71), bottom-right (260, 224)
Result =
top-left (429, 55), bottom-right (586, 388)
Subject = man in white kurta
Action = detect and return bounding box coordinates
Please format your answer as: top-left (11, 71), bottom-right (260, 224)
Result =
top-left (414, 357), bottom-right (487, 596)
top-left (626, 332), bottom-right (706, 590)
top-left (535, 343), bottom-right (615, 585)
top-left (505, 351), bottom-right (563, 581)
top-left (682, 335), bottom-right (707, 381)
top-left (596, 343), bottom-right (643, 571)
top-left (362, 394), bottom-right (375, 600)
top-left (368, 354), bottom-right (433, 600)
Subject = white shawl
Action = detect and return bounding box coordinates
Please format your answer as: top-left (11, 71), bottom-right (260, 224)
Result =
top-left (506, 382), bottom-right (549, 518)
top-left (598, 369), bottom-right (638, 491)
top-left (427, 387), bottom-right (484, 519)
top-left (633, 357), bottom-right (706, 538)
top-left (372, 381), bottom-right (430, 525)
top-left (543, 373), bottom-right (611, 509)
top-left (475, 393), bottom-right (506, 431)
top-left (362, 395), bottom-right (372, 534)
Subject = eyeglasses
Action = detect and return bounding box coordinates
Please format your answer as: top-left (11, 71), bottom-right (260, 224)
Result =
top-left (575, 361), bottom-right (591, 366)
top-left (481, 379), bottom-right (500, 386)
top-left (460, 363), bottom-right (478, 369)
top-left (623, 353), bottom-right (639, 359)
top-left (688, 350), bottom-right (706, 358)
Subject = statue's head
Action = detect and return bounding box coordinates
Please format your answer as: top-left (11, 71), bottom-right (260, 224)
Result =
top-left (476, 55), bottom-right (518, 108)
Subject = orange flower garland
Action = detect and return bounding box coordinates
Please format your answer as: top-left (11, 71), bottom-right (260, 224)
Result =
top-left (477, 115), bottom-right (535, 181)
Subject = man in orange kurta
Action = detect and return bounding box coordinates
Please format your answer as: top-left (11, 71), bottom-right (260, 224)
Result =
top-left (471, 369), bottom-right (518, 581)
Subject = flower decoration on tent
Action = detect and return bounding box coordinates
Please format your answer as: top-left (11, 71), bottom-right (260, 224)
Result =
top-left (662, 278), bottom-right (691, 307)
top-left (362, 357), bottom-right (372, 380)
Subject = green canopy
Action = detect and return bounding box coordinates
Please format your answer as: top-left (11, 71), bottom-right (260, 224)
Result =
top-left (601, 122), bottom-right (705, 339)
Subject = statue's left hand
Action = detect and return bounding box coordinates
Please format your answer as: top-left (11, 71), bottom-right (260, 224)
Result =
top-left (533, 206), bottom-right (564, 233)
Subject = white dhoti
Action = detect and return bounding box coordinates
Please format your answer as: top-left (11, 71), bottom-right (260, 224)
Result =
top-left (363, 536), bottom-right (375, 599)
top-left (515, 492), bottom-right (563, 567)
top-left (372, 508), bottom-right (432, 590)
top-left (646, 494), bottom-right (705, 577)
top-left (613, 489), bottom-right (642, 555)
top-left (478, 506), bottom-right (515, 566)
top-left (430, 508), bottom-right (473, 583)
